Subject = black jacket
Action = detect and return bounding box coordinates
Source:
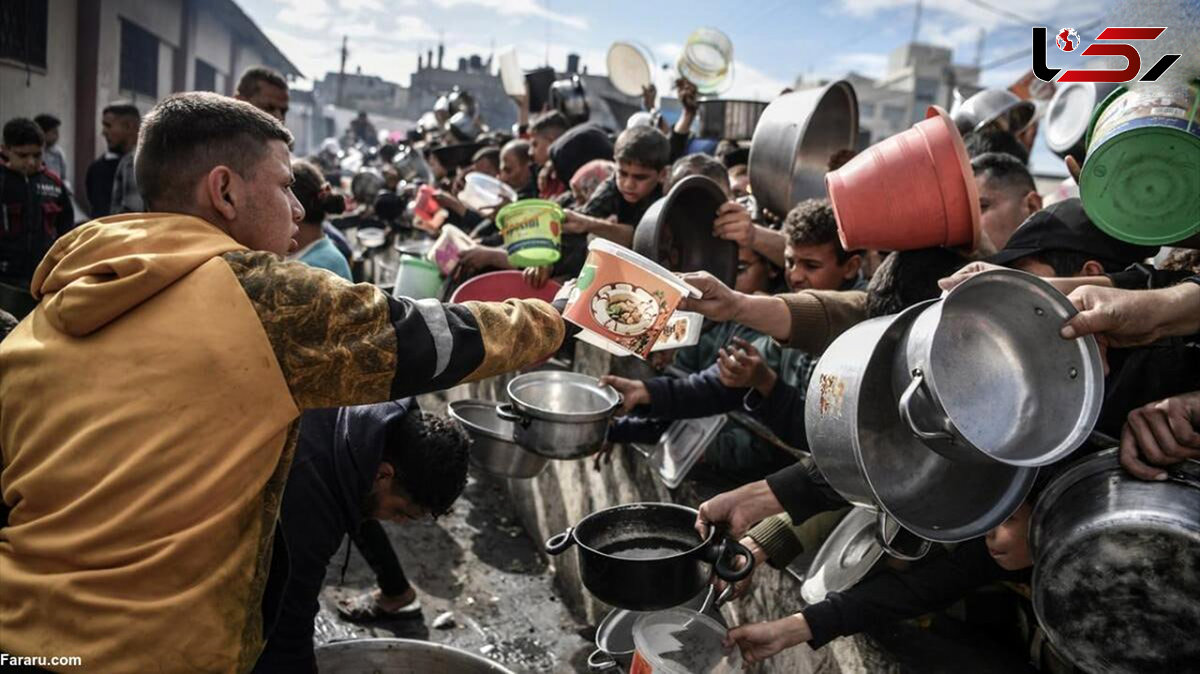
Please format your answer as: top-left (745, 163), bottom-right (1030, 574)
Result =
top-left (1, 165), bottom-right (74, 287)
top-left (254, 399), bottom-right (419, 673)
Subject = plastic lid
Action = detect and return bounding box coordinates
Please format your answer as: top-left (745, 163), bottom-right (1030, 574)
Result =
top-left (587, 238), bottom-right (701, 298)
top-left (1080, 123), bottom-right (1200, 245)
top-left (1045, 83), bottom-right (1098, 153)
top-left (632, 608), bottom-right (741, 674)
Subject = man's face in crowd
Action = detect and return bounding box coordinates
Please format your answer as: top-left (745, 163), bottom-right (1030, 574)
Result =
top-left (474, 156), bottom-right (499, 178)
top-left (976, 174), bottom-right (1041, 250)
top-left (243, 83), bottom-right (290, 124)
top-left (530, 131), bottom-right (556, 165)
top-left (615, 160), bottom-right (662, 204)
top-left (222, 140), bottom-right (304, 255)
top-left (784, 241), bottom-right (860, 291)
top-left (101, 113), bottom-right (138, 153)
top-left (499, 150), bottom-right (530, 190)
top-left (729, 172), bottom-right (750, 198)
top-left (1011, 256), bottom-right (1105, 279)
top-left (985, 502), bottom-right (1033, 571)
top-left (43, 127), bottom-right (60, 147)
top-left (365, 462), bottom-right (431, 524)
top-left (734, 246), bottom-right (771, 294)
top-left (3, 144), bottom-right (43, 177)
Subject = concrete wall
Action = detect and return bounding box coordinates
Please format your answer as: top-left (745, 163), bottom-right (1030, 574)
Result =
top-left (0, 0), bottom-right (79, 184)
top-left (193, 4), bottom-right (233, 87)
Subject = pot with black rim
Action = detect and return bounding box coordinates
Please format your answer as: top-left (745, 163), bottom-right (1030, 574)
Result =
top-left (496, 371), bottom-right (622, 459)
top-left (633, 174), bottom-right (738, 288)
top-left (545, 502), bottom-right (753, 611)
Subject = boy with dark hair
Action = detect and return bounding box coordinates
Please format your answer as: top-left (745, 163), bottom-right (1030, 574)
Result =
top-left (254, 403), bottom-right (470, 672)
top-left (236, 66), bottom-right (290, 123)
top-left (83, 103), bottom-right (139, 217)
top-left (1, 117), bottom-right (74, 300)
top-left (971, 152), bottom-right (1041, 250)
top-left (528, 110), bottom-right (570, 165)
top-left (34, 113), bottom-right (67, 182)
top-left (471, 146), bottom-right (500, 178)
top-left (964, 128), bottom-right (1030, 165)
top-left (103, 102), bottom-right (143, 214)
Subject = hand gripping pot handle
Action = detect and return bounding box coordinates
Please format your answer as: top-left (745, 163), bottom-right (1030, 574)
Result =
top-left (897, 369), bottom-right (955, 442)
top-left (709, 537), bottom-right (755, 583)
top-left (874, 508), bottom-right (931, 561)
top-left (495, 403), bottom-right (531, 428)
top-left (545, 527), bottom-right (575, 555)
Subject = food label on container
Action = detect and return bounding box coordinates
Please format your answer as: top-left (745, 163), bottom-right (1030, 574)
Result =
top-left (1090, 85), bottom-right (1199, 150)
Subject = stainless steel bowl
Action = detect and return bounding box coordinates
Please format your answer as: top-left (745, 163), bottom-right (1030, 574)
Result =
top-left (1030, 449), bottom-right (1200, 674)
top-left (748, 81), bottom-right (859, 218)
top-left (950, 88), bottom-right (1036, 135)
top-left (448, 399), bottom-right (549, 479)
top-left (497, 371), bottom-right (622, 460)
top-left (315, 638), bottom-right (516, 674)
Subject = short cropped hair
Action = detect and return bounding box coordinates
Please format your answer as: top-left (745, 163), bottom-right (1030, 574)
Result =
top-left (3, 118), bottom-right (44, 147)
top-left (102, 102), bottom-right (141, 121)
top-left (614, 125), bottom-right (670, 170)
top-left (135, 92), bottom-right (293, 210)
top-left (783, 198), bottom-right (853, 261)
top-left (236, 66), bottom-right (288, 98)
top-left (667, 153), bottom-right (729, 193)
top-left (529, 111), bottom-right (569, 137)
top-left (501, 139), bottom-right (531, 164)
top-left (34, 114), bottom-right (61, 132)
top-left (384, 410), bottom-right (470, 518)
top-left (866, 248), bottom-right (971, 318)
top-left (964, 129), bottom-right (1029, 164)
top-left (971, 152), bottom-right (1036, 196)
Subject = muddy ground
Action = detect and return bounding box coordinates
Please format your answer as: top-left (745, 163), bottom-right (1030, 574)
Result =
top-left (313, 467), bottom-right (594, 673)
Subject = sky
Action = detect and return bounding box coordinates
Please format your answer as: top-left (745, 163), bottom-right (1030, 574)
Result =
top-left (239, 0), bottom-right (1131, 173)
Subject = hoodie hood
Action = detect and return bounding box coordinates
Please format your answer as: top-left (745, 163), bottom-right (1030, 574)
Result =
top-left (334, 399), bottom-right (419, 529)
top-left (31, 213), bottom-right (247, 337)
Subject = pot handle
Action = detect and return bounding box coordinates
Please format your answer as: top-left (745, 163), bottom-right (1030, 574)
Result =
top-left (587, 649), bottom-right (618, 671)
top-left (712, 538), bottom-right (755, 583)
top-left (496, 403), bottom-right (530, 427)
top-left (874, 509), bottom-right (931, 562)
top-left (545, 527), bottom-right (575, 555)
top-left (897, 370), bottom-right (955, 442)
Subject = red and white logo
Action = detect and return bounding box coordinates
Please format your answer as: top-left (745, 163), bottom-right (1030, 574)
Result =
top-left (1055, 27), bottom-right (1080, 52)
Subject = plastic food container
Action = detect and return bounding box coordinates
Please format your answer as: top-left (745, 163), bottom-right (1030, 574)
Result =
top-left (496, 199), bottom-right (564, 268)
top-left (427, 224), bottom-right (475, 276)
top-left (630, 608), bottom-right (741, 674)
top-left (459, 171), bottom-right (518, 211)
top-left (393, 256), bottom-right (444, 300)
top-left (413, 184), bottom-right (441, 223)
top-left (564, 239), bottom-right (700, 360)
top-left (677, 27), bottom-right (733, 95)
top-left (651, 311), bottom-right (703, 352)
top-left (498, 47), bottom-right (525, 97)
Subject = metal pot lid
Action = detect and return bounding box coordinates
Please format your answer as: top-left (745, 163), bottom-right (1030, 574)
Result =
top-left (633, 174), bottom-right (738, 288)
top-left (506, 371), bottom-right (622, 423)
top-left (801, 506), bottom-right (898, 605)
top-left (1044, 83), bottom-right (1107, 155)
top-left (607, 42), bottom-right (653, 97)
top-left (447, 399), bottom-right (517, 443)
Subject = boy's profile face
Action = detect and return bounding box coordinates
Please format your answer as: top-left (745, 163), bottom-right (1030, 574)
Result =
top-left (986, 502), bottom-right (1033, 571)
top-left (735, 246), bottom-right (771, 294)
top-left (615, 160), bottom-right (662, 204)
top-left (3, 144), bottom-right (43, 177)
top-left (784, 241), bottom-right (860, 292)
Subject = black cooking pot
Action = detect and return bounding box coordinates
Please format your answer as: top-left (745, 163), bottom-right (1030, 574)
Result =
top-left (545, 502), bottom-right (753, 611)
top-left (633, 175), bottom-right (738, 288)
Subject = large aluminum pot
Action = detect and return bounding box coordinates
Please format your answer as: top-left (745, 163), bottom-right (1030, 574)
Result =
top-left (1030, 449), bottom-right (1200, 674)
top-left (497, 371), bottom-right (622, 459)
top-left (807, 301), bottom-right (1036, 542)
top-left (448, 399), bottom-right (549, 479)
top-left (315, 638), bottom-right (516, 673)
top-left (698, 99), bottom-right (767, 141)
top-left (748, 81), bottom-right (858, 218)
top-left (550, 74), bottom-right (590, 126)
top-left (891, 269), bottom-right (1103, 467)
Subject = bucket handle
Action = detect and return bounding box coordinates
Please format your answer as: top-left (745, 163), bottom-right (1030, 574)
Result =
top-left (898, 370), bottom-right (955, 442)
top-left (587, 649), bottom-right (619, 671)
top-left (496, 403), bottom-right (531, 428)
top-left (875, 509), bottom-right (931, 561)
top-left (545, 527), bottom-right (575, 555)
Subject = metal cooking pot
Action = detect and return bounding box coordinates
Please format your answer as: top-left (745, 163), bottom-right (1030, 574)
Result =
top-left (496, 371), bottom-right (622, 459)
top-left (446, 86), bottom-right (479, 119)
top-left (950, 88), bottom-right (1036, 136)
top-left (550, 75), bottom-right (591, 126)
top-left (633, 175), bottom-right (738, 288)
top-left (748, 81), bottom-right (859, 218)
top-left (448, 399), bottom-right (549, 479)
top-left (1044, 82), bottom-right (1120, 162)
top-left (891, 269), bottom-right (1103, 467)
top-left (446, 111), bottom-right (480, 142)
top-left (588, 587), bottom-right (728, 672)
top-left (545, 502), bottom-right (753, 611)
top-left (807, 300), bottom-right (1036, 542)
top-left (393, 145), bottom-right (434, 184)
top-left (698, 99), bottom-right (768, 141)
top-left (1030, 449), bottom-right (1200, 674)
top-left (315, 638), bottom-right (515, 673)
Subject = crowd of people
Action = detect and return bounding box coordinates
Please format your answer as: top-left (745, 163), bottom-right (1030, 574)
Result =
top-left (0, 54), bottom-right (1197, 674)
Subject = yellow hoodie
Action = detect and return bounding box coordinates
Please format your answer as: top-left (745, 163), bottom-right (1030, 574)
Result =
top-left (0, 213), bottom-right (563, 672)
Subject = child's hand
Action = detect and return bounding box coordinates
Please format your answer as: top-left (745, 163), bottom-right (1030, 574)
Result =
top-left (598, 375), bottom-right (650, 414)
top-left (562, 210), bottom-right (592, 235)
top-left (713, 200), bottom-right (755, 249)
top-left (523, 265), bottom-right (551, 289)
top-left (457, 246), bottom-right (509, 273)
top-left (723, 614), bottom-right (813, 665)
top-left (717, 337), bottom-right (776, 395)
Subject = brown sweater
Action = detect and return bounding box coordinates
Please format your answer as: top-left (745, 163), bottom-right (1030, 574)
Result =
top-left (778, 290), bottom-right (868, 354)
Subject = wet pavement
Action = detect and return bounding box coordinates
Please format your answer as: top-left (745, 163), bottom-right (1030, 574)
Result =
top-left (313, 467), bottom-right (594, 673)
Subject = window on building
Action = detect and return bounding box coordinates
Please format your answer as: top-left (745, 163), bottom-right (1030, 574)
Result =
top-left (195, 59), bottom-right (217, 92)
top-left (0, 0), bottom-right (49, 69)
top-left (119, 18), bottom-right (159, 98)
top-left (859, 102), bottom-right (877, 118)
top-left (882, 104), bottom-right (907, 127)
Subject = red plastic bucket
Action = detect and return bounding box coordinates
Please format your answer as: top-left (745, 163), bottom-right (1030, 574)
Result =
top-left (449, 270), bottom-right (561, 304)
top-left (827, 105), bottom-right (979, 252)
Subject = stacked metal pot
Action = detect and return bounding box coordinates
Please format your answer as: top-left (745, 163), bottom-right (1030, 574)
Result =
top-left (803, 269), bottom-right (1104, 583)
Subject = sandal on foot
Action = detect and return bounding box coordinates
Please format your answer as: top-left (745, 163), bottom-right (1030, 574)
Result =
top-left (336, 590), bottom-right (422, 623)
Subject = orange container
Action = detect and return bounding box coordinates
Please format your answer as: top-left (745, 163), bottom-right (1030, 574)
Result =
top-left (564, 239), bottom-right (700, 360)
top-left (827, 105), bottom-right (979, 252)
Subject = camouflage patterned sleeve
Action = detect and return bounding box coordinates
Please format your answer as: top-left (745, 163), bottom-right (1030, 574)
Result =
top-left (222, 251), bottom-right (565, 410)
